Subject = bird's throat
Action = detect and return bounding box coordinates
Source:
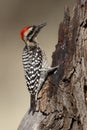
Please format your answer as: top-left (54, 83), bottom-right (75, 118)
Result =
top-left (26, 41), bottom-right (37, 47)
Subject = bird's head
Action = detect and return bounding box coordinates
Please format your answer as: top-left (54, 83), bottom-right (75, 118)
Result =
top-left (20, 23), bottom-right (47, 46)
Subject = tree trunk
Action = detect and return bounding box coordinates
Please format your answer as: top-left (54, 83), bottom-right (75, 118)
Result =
top-left (17, 0), bottom-right (87, 130)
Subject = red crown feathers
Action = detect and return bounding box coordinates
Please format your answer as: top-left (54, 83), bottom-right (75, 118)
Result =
top-left (20, 26), bottom-right (30, 39)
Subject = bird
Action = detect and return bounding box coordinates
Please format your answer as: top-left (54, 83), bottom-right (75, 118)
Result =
top-left (20, 23), bottom-right (59, 113)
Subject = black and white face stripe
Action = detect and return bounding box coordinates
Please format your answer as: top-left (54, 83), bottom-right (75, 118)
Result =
top-left (27, 26), bottom-right (36, 41)
top-left (23, 26), bottom-right (37, 42)
top-left (22, 45), bottom-right (42, 94)
top-left (24, 27), bottom-right (33, 37)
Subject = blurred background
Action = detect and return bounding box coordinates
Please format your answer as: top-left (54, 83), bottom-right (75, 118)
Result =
top-left (0, 0), bottom-right (75, 130)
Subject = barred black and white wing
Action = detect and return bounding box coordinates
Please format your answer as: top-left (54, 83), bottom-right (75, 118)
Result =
top-left (22, 45), bottom-right (43, 94)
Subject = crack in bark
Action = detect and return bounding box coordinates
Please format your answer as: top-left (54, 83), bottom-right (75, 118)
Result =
top-left (63, 67), bottom-right (76, 83)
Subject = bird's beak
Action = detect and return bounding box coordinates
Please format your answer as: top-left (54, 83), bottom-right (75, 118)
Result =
top-left (37, 22), bottom-right (47, 30)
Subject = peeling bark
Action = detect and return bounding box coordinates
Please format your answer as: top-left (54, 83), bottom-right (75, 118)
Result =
top-left (17, 0), bottom-right (87, 130)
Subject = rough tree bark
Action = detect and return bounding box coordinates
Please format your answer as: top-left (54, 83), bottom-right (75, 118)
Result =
top-left (17, 0), bottom-right (87, 130)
